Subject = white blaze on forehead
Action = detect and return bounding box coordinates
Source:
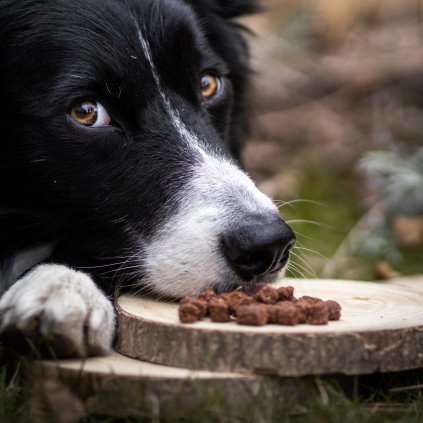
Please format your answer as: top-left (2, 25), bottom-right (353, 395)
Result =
top-left (136, 26), bottom-right (283, 297)
top-left (136, 25), bottom-right (277, 210)
top-left (137, 28), bottom-right (204, 156)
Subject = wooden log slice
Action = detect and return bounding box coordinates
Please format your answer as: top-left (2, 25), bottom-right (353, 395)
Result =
top-left (116, 279), bottom-right (423, 376)
top-left (27, 352), bottom-right (312, 420)
top-left (389, 275), bottom-right (423, 293)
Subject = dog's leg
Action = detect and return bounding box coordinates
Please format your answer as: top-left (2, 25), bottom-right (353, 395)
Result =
top-left (0, 264), bottom-right (115, 357)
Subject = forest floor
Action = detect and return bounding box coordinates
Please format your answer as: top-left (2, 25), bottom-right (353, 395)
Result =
top-left (241, 0), bottom-right (423, 282)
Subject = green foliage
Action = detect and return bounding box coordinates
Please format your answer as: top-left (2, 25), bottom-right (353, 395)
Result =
top-left (358, 148), bottom-right (423, 216)
top-left (0, 347), bottom-right (30, 423)
top-left (283, 152), bottom-right (423, 280)
top-left (281, 162), bottom-right (373, 280)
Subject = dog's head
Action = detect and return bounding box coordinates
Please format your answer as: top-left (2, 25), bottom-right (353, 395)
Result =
top-left (0, 0), bottom-right (295, 297)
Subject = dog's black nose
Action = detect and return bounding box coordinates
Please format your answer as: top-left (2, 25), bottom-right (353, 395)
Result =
top-left (222, 215), bottom-right (296, 281)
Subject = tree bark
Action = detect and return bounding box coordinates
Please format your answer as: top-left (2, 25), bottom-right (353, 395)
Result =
top-left (27, 352), bottom-right (313, 420)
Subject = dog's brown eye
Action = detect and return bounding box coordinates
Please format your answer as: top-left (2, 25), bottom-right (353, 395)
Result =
top-left (200, 73), bottom-right (221, 100)
top-left (69, 100), bottom-right (111, 127)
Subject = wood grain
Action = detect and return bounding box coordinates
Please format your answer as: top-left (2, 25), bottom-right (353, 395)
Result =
top-left (28, 352), bottom-right (312, 420)
top-left (115, 278), bottom-right (423, 376)
top-left (389, 275), bottom-right (423, 293)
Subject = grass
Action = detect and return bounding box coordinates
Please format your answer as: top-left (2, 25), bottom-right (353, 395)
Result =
top-left (0, 348), bottom-right (30, 423)
top-left (3, 347), bottom-right (423, 423)
top-left (291, 383), bottom-right (423, 423)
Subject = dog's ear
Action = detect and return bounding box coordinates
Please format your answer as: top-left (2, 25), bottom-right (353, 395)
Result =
top-left (186, 0), bottom-right (260, 161)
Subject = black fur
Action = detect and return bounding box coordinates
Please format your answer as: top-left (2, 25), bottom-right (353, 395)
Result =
top-left (0, 0), bottom-right (257, 295)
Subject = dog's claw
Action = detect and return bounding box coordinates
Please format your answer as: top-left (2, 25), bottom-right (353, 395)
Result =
top-left (0, 264), bottom-right (115, 357)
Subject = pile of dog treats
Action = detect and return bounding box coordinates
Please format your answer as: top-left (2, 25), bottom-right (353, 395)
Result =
top-left (178, 285), bottom-right (341, 326)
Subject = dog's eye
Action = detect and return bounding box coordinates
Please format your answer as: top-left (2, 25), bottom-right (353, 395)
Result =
top-left (200, 72), bottom-right (221, 100)
top-left (69, 100), bottom-right (111, 127)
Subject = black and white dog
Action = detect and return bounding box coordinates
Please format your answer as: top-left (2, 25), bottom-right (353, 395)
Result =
top-left (0, 0), bottom-right (295, 357)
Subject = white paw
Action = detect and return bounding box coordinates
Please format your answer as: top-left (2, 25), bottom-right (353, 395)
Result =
top-left (0, 264), bottom-right (115, 357)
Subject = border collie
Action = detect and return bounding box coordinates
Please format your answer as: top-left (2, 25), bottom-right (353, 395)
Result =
top-left (0, 0), bottom-right (295, 357)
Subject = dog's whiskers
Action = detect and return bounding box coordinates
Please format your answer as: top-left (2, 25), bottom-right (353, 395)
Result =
top-left (77, 261), bottom-right (134, 271)
top-left (286, 261), bottom-right (309, 279)
top-left (274, 198), bottom-right (327, 208)
top-left (285, 219), bottom-right (330, 231)
top-left (286, 255), bottom-right (312, 278)
top-left (289, 250), bottom-right (318, 278)
top-left (100, 264), bottom-right (140, 276)
top-left (92, 253), bottom-right (136, 260)
top-left (290, 230), bottom-right (314, 241)
top-left (293, 245), bottom-right (327, 259)
top-left (109, 251), bottom-right (143, 291)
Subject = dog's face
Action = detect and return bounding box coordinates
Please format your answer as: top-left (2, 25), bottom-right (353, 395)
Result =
top-left (0, 0), bottom-right (295, 297)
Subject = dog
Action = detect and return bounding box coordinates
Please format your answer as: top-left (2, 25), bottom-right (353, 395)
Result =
top-left (0, 0), bottom-right (295, 357)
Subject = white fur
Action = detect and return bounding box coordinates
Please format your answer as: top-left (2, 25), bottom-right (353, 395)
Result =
top-left (0, 264), bottom-right (115, 356)
top-left (136, 26), bottom-right (286, 297)
top-left (142, 156), bottom-right (282, 298)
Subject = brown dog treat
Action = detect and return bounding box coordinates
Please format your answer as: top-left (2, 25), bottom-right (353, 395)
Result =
top-left (266, 302), bottom-right (299, 324)
top-left (294, 302), bottom-right (308, 323)
top-left (224, 290), bottom-right (247, 301)
top-left (306, 302), bottom-right (329, 325)
top-left (231, 295), bottom-right (256, 316)
top-left (198, 289), bottom-right (217, 302)
top-left (179, 302), bottom-right (202, 323)
top-left (226, 292), bottom-right (255, 315)
top-left (255, 285), bottom-right (279, 304)
top-left (274, 302), bottom-right (299, 325)
top-left (209, 299), bottom-right (231, 322)
top-left (325, 300), bottom-right (342, 321)
top-left (236, 305), bottom-right (268, 326)
top-left (266, 305), bottom-right (279, 323)
top-left (180, 297), bottom-right (208, 318)
top-left (298, 295), bottom-right (322, 304)
top-left (180, 297), bottom-right (193, 305)
top-left (180, 286), bottom-right (340, 326)
top-left (191, 298), bottom-right (208, 318)
top-left (277, 286), bottom-right (295, 302)
top-left (218, 293), bottom-right (231, 303)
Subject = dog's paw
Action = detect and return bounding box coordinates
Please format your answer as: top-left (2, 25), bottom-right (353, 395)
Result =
top-left (0, 264), bottom-right (115, 357)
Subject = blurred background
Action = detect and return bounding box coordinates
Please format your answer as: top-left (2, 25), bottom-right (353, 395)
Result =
top-left (240, 0), bottom-right (423, 281)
